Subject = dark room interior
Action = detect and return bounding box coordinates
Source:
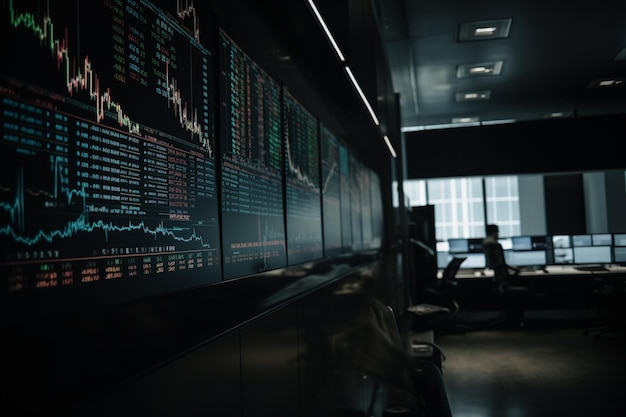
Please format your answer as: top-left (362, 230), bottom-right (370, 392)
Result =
top-left (2, 1), bottom-right (625, 416)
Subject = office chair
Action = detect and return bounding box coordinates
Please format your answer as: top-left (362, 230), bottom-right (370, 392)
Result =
top-left (483, 243), bottom-right (529, 328)
top-left (331, 294), bottom-right (453, 417)
top-left (380, 304), bottom-right (453, 417)
top-left (406, 256), bottom-right (466, 333)
top-left (438, 256), bottom-right (467, 294)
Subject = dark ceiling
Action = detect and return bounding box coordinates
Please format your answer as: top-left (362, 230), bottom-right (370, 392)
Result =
top-left (373, 0), bottom-right (626, 130)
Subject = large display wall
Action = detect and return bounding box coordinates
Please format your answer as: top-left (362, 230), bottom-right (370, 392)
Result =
top-left (1, 0), bottom-right (384, 322)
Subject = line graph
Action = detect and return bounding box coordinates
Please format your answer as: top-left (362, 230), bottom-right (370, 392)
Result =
top-left (176, 0), bottom-right (200, 42)
top-left (0, 155), bottom-right (212, 249)
top-left (283, 92), bottom-right (321, 193)
top-left (5, 0), bottom-right (213, 155)
top-left (1, 0), bottom-right (222, 298)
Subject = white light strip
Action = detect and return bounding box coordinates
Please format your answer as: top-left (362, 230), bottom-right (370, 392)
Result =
top-left (307, 0), bottom-right (346, 62)
top-left (475, 26), bottom-right (496, 36)
top-left (401, 125), bottom-right (426, 132)
top-left (383, 135), bottom-right (397, 158)
top-left (481, 119), bottom-right (516, 125)
top-left (345, 66), bottom-right (380, 125)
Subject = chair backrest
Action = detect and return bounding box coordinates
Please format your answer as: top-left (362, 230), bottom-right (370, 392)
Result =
top-left (441, 256), bottom-right (466, 283)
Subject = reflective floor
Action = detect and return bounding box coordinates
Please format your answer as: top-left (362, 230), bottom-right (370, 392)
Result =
top-left (435, 323), bottom-right (625, 417)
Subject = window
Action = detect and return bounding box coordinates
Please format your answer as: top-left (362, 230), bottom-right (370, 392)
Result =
top-left (428, 177), bottom-right (485, 241)
top-left (400, 175), bottom-right (520, 242)
top-left (485, 176), bottom-right (520, 237)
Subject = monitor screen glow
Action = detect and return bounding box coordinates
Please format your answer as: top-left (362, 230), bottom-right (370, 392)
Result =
top-left (613, 233), bottom-right (626, 247)
top-left (511, 236), bottom-right (533, 251)
top-left (552, 235), bottom-right (572, 249)
top-left (552, 248), bottom-right (574, 264)
top-left (613, 246), bottom-right (626, 263)
top-left (506, 250), bottom-right (547, 267)
top-left (448, 238), bottom-right (469, 254)
top-left (592, 233), bottom-right (613, 246)
top-left (458, 253), bottom-right (486, 269)
top-left (573, 246), bottom-right (612, 264)
top-left (572, 234), bottom-right (592, 247)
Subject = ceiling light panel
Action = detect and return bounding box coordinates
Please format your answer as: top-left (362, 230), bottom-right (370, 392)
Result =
top-left (588, 78), bottom-right (625, 88)
top-left (456, 90), bottom-right (491, 101)
top-left (458, 18), bottom-right (512, 41)
top-left (456, 61), bottom-right (503, 78)
top-left (544, 111), bottom-right (573, 119)
top-left (452, 116), bottom-right (479, 124)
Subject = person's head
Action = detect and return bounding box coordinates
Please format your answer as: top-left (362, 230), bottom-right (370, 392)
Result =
top-left (486, 224), bottom-right (499, 237)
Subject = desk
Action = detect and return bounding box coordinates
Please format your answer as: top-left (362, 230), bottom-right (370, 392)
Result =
top-left (452, 264), bottom-right (626, 279)
top-left (438, 265), bottom-right (626, 322)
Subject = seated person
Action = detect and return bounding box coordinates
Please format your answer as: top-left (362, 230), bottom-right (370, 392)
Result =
top-left (482, 224), bottom-right (528, 327)
top-left (482, 224), bottom-right (520, 280)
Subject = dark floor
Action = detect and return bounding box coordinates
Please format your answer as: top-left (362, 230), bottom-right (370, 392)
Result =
top-left (434, 322), bottom-right (626, 417)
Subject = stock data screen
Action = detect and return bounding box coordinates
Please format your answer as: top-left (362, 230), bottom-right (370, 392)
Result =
top-left (349, 154), bottom-right (364, 250)
top-left (358, 162), bottom-right (372, 248)
top-left (1, 0), bottom-right (221, 313)
top-left (219, 30), bottom-right (286, 279)
top-left (320, 124), bottom-right (342, 257)
top-left (369, 170), bottom-right (383, 249)
top-left (339, 143), bottom-right (353, 251)
top-left (283, 89), bottom-right (323, 265)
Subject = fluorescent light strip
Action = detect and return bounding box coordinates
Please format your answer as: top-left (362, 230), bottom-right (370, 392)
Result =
top-left (383, 135), bottom-right (397, 158)
top-left (401, 118), bottom-right (517, 131)
top-left (345, 66), bottom-right (380, 125)
top-left (475, 26), bottom-right (496, 36)
top-left (307, 0), bottom-right (346, 62)
top-left (307, 1), bottom-right (389, 157)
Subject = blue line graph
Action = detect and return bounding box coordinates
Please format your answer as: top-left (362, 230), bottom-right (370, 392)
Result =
top-left (0, 156), bottom-right (212, 249)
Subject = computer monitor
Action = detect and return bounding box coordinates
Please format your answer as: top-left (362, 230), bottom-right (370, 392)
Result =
top-left (568, 233), bottom-right (614, 264)
top-left (613, 246), bottom-right (626, 264)
top-left (220, 30), bottom-right (287, 279)
top-left (2, 0), bottom-right (223, 318)
top-left (511, 236), bottom-right (533, 251)
top-left (506, 250), bottom-right (548, 267)
top-left (550, 235), bottom-right (573, 264)
top-left (448, 238), bottom-right (469, 254)
top-left (613, 233), bottom-right (626, 247)
top-left (467, 238), bottom-right (484, 253)
top-left (283, 88), bottom-right (323, 265)
top-left (592, 233), bottom-right (613, 246)
top-left (572, 234), bottom-right (592, 247)
top-left (552, 248), bottom-right (574, 264)
top-left (511, 235), bottom-right (548, 251)
top-left (498, 237), bottom-right (513, 251)
top-left (552, 235), bottom-right (572, 249)
top-left (459, 253), bottom-right (486, 269)
top-left (508, 235), bottom-right (547, 267)
top-left (573, 246), bottom-right (613, 264)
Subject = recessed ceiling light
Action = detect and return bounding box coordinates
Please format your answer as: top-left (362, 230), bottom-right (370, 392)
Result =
top-left (456, 90), bottom-right (491, 101)
top-left (457, 61), bottom-right (503, 78)
top-left (588, 78), bottom-right (625, 88)
top-left (452, 116), bottom-right (479, 124)
top-left (544, 111), bottom-right (573, 118)
top-left (475, 27), bottom-right (497, 36)
top-left (458, 18), bottom-right (512, 41)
